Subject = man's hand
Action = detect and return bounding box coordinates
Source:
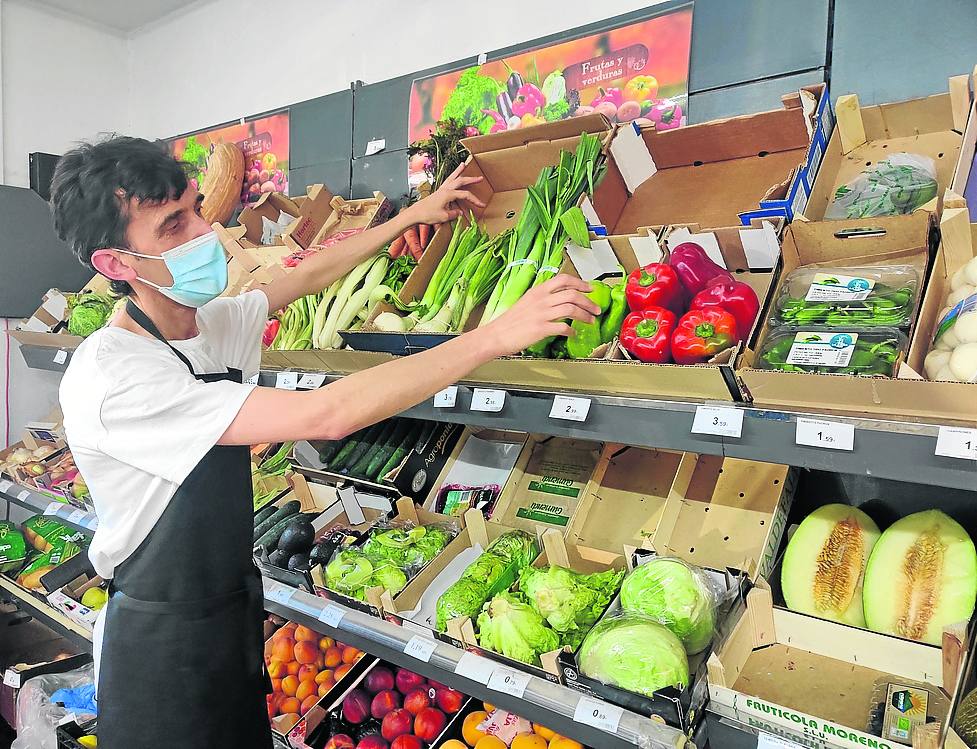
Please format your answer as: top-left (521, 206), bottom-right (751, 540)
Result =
top-left (406, 164), bottom-right (485, 225)
top-left (479, 275), bottom-right (600, 357)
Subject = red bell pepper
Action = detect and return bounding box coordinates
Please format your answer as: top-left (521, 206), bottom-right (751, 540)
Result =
top-left (668, 242), bottom-right (735, 297)
top-left (619, 308), bottom-right (676, 363)
top-left (672, 308), bottom-right (737, 364)
top-left (262, 318), bottom-right (280, 348)
top-left (690, 277), bottom-right (761, 341)
top-left (625, 263), bottom-right (685, 314)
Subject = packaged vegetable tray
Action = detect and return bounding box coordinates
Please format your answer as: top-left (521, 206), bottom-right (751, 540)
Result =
top-left (755, 327), bottom-right (908, 377)
top-left (770, 264), bottom-right (920, 328)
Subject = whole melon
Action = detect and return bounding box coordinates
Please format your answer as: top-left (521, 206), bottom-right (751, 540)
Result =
top-left (954, 687), bottom-right (977, 748)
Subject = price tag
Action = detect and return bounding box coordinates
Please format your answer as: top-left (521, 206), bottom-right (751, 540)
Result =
top-left (487, 667), bottom-right (531, 697)
top-left (245, 373), bottom-right (260, 386)
top-left (454, 651), bottom-right (496, 685)
top-left (433, 386), bottom-right (458, 408)
top-left (53, 350), bottom-right (68, 365)
top-left (275, 371), bottom-right (298, 390)
top-left (757, 732), bottom-right (805, 749)
top-left (573, 696), bottom-right (624, 733)
top-left (549, 395), bottom-right (591, 422)
top-left (45, 502), bottom-right (62, 516)
top-left (67, 509), bottom-right (87, 525)
top-left (403, 635), bottom-right (438, 662)
top-left (3, 669), bottom-right (20, 689)
top-left (298, 373), bottom-right (326, 389)
top-left (365, 138), bottom-right (386, 156)
top-left (795, 418), bottom-right (854, 451)
top-left (17, 490), bottom-right (30, 501)
top-left (692, 405), bottom-right (744, 438)
top-left (936, 427), bottom-right (977, 461)
top-left (266, 586), bottom-right (295, 605)
top-left (0, 479), bottom-right (12, 493)
top-left (317, 604), bottom-right (345, 628)
top-left (470, 388), bottom-right (506, 413)
top-left (57, 712), bottom-right (78, 727)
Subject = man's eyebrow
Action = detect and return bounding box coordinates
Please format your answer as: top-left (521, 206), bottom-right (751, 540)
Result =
top-left (155, 207), bottom-right (185, 239)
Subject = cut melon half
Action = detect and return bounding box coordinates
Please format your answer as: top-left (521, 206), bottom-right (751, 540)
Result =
top-left (781, 503), bottom-right (881, 627)
top-left (863, 509), bottom-right (977, 645)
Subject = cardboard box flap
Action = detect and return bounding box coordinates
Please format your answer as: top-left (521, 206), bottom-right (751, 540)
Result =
top-left (461, 114), bottom-right (612, 155)
top-left (785, 210), bottom-right (932, 267)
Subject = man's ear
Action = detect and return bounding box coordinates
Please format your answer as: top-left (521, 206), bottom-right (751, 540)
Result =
top-left (91, 249), bottom-right (138, 283)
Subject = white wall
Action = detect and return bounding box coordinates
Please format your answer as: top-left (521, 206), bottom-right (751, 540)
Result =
top-left (1, 0), bottom-right (130, 187)
top-left (127, 0), bottom-right (663, 139)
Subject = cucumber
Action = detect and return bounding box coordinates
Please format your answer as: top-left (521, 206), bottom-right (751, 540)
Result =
top-left (350, 421), bottom-right (397, 477)
top-left (254, 503), bottom-right (279, 527)
top-left (252, 500), bottom-right (300, 543)
top-left (413, 421), bottom-right (438, 452)
top-left (377, 438), bottom-right (413, 483)
top-left (314, 439), bottom-right (341, 466)
top-left (326, 430), bottom-right (363, 471)
top-left (338, 423), bottom-right (384, 474)
top-left (367, 421), bottom-right (412, 481)
top-left (256, 511), bottom-right (319, 552)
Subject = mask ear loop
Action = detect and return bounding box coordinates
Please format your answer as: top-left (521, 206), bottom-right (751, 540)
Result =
top-left (111, 248), bottom-right (169, 292)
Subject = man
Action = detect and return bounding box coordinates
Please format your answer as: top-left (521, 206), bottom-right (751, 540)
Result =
top-left (50, 136), bottom-right (597, 747)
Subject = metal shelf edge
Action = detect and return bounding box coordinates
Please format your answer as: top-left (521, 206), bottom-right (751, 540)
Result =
top-left (0, 576), bottom-right (93, 653)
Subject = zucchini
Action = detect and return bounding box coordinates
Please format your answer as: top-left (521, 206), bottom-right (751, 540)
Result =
top-left (367, 421), bottom-right (412, 481)
top-left (252, 500), bottom-right (300, 543)
top-left (326, 430), bottom-right (363, 471)
top-left (255, 511), bottom-right (318, 552)
top-left (254, 502), bottom-right (280, 527)
top-left (313, 439), bottom-right (341, 466)
top-left (338, 423), bottom-right (384, 474)
top-left (350, 421), bottom-right (397, 478)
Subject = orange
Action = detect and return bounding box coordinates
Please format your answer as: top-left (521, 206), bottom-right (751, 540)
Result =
top-left (533, 725), bottom-right (556, 740)
top-left (512, 734), bottom-right (547, 749)
top-left (482, 702), bottom-right (495, 713)
top-left (281, 675), bottom-right (299, 697)
top-left (297, 664), bottom-right (318, 683)
top-left (267, 659), bottom-right (286, 679)
top-left (341, 646), bottom-right (360, 664)
top-left (323, 646), bottom-right (343, 668)
top-left (474, 738), bottom-right (506, 749)
top-left (279, 697), bottom-right (301, 714)
top-left (294, 640), bottom-right (318, 665)
top-left (295, 680), bottom-right (317, 701)
top-left (317, 679), bottom-right (335, 697)
top-left (300, 694), bottom-right (319, 715)
top-left (548, 738), bottom-right (583, 749)
top-left (334, 663), bottom-right (352, 680)
top-left (271, 637), bottom-right (295, 662)
top-left (462, 711), bottom-right (489, 746)
top-left (294, 625), bottom-right (318, 642)
top-left (286, 661), bottom-right (301, 676)
top-left (318, 636), bottom-right (334, 651)
top-left (439, 742), bottom-right (467, 749)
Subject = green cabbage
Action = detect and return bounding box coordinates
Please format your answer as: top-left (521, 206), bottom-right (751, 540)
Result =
top-left (620, 558), bottom-right (718, 654)
top-left (578, 614), bottom-right (689, 696)
top-left (519, 565), bottom-right (623, 641)
top-left (440, 67), bottom-right (504, 135)
top-left (67, 293), bottom-right (115, 337)
top-left (476, 592), bottom-right (560, 666)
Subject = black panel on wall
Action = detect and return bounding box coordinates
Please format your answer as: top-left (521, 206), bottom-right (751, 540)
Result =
top-left (687, 69), bottom-right (826, 124)
top-left (289, 89), bottom-right (354, 197)
top-left (831, 0), bottom-right (977, 105)
top-left (351, 150), bottom-right (410, 202)
top-left (0, 187), bottom-right (93, 318)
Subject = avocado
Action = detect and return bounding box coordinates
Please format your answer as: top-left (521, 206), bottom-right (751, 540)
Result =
top-left (287, 552), bottom-right (310, 572)
top-left (277, 520), bottom-right (315, 556)
top-left (268, 548), bottom-right (290, 568)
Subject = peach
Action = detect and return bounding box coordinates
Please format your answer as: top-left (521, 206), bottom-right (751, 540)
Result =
top-left (341, 646), bottom-right (360, 664)
top-left (319, 636), bottom-right (334, 651)
top-left (279, 697), bottom-right (301, 715)
top-left (271, 637), bottom-right (295, 662)
top-left (281, 675), bottom-right (300, 697)
top-left (297, 664), bottom-right (318, 683)
top-left (286, 661), bottom-right (301, 676)
top-left (317, 679), bottom-right (335, 697)
top-left (267, 659), bottom-right (286, 679)
top-left (334, 663), bottom-right (352, 681)
top-left (300, 694), bottom-right (319, 715)
top-left (294, 640), bottom-right (318, 665)
top-left (324, 646), bottom-right (343, 668)
top-left (294, 625), bottom-right (318, 642)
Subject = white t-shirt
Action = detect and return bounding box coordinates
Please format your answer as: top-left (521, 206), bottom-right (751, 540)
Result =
top-left (59, 290), bottom-right (269, 580)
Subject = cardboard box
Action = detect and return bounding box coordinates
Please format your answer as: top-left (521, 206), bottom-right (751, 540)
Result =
top-left (803, 75), bottom-right (972, 225)
top-left (950, 67), bottom-right (977, 218)
top-left (10, 275), bottom-right (113, 352)
top-left (46, 573), bottom-right (106, 632)
top-left (708, 586), bottom-right (970, 749)
top-left (735, 213), bottom-right (967, 419)
top-left (589, 85), bottom-right (830, 233)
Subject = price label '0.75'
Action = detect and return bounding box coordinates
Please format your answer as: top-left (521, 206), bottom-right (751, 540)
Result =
top-left (487, 667), bottom-right (530, 697)
top-left (573, 696), bottom-right (624, 733)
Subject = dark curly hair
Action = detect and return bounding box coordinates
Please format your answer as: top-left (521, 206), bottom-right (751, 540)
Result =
top-left (50, 135), bottom-right (191, 295)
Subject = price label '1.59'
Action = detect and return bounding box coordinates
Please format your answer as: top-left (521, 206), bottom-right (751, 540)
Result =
top-left (935, 427), bottom-right (977, 461)
top-left (795, 418), bottom-right (854, 451)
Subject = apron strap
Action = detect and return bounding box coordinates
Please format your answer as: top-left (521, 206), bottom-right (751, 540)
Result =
top-left (125, 300), bottom-right (196, 374)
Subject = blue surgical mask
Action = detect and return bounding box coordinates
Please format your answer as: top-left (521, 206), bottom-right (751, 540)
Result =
top-left (118, 231), bottom-right (228, 308)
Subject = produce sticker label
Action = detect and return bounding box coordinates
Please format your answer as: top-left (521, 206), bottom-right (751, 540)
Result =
top-left (805, 273), bottom-right (877, 302)
top-left (786, 332), bottom-right (859, 368)
top-left (167, 111), bottom-right (289, 205)
top-left (407, 5), bottom-right (692, 186)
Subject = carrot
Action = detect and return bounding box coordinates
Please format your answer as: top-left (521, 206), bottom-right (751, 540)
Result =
top-left (389, 235), bottom-right (407, 258)
top-left (418, 223), bottom-right (432, 249)
top-left (404, 226), bottom-right (423, 258)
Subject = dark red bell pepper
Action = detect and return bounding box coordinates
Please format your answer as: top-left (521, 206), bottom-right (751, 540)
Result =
top-left (262, 318), bottom-right (281, 348)
top-left (690, 277), bottom-right (761, 341)
top-left (625, 263), bottom-right (685, 314)
top-left (672, 308), bottom-right (737, 364)
top-left (668, 242), bottom-right (735, 297)
top-left (619, 308), bottom-right (676, 363)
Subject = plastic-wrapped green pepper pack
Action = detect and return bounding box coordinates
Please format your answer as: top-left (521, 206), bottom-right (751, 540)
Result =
top-left (825, 153), bottom-right (938, 219)
top-left (756, 327), bottom-right (908, 377)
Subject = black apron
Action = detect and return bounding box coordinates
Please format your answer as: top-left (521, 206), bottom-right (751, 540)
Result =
top-left (97, 301), bottom-right (272, 749)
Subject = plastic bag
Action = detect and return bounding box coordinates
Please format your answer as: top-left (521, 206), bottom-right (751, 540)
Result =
top-left (360, 519), bottom-right (458, 573)
top-left (618, 557), bottom-right (724, 654)
top-left (926, 289), bottom-right (977, 382)
top-left (825, 153), bottom-right (938, 219)
top-left (12, 663), bottom-right (95, 749)
top-left (577, 611), bottom-right (690, 697)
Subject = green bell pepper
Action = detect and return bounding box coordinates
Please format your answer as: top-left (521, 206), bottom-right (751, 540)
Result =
top-left (600, 276), bottom-right (627, 344)
top-left (567, 281), bottom-right (612, 359)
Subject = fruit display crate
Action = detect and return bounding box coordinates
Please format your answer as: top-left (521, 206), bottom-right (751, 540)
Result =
top-left (0, 575), bottom-right (93, 652)
top-left (256, 369), bottom-right (977, 491)
top-left (260, 577), bottom-right (691, 749)
top-left (0, 479), bottom-right (98, 534)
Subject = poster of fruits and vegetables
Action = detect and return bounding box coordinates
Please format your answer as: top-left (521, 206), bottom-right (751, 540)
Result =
top-left (168, 111), bottom-right (290, 205)
top-left (407, 6), bottom-right (692, 186)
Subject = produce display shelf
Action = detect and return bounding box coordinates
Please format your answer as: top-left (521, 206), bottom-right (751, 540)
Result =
top-left (17, 342), bottom-right (73, 374)
top-left (0, 480), bottom-right (98, 534)
top-left (261, 577), bottom-right (691, 749)
top-left (0, 576), bottom-right (93, 652)
top-left (257, 370), bottom-right (977, 491)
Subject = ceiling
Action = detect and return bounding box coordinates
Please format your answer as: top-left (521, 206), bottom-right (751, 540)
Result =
top-left (30, 0), bottom-right (207, 33)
